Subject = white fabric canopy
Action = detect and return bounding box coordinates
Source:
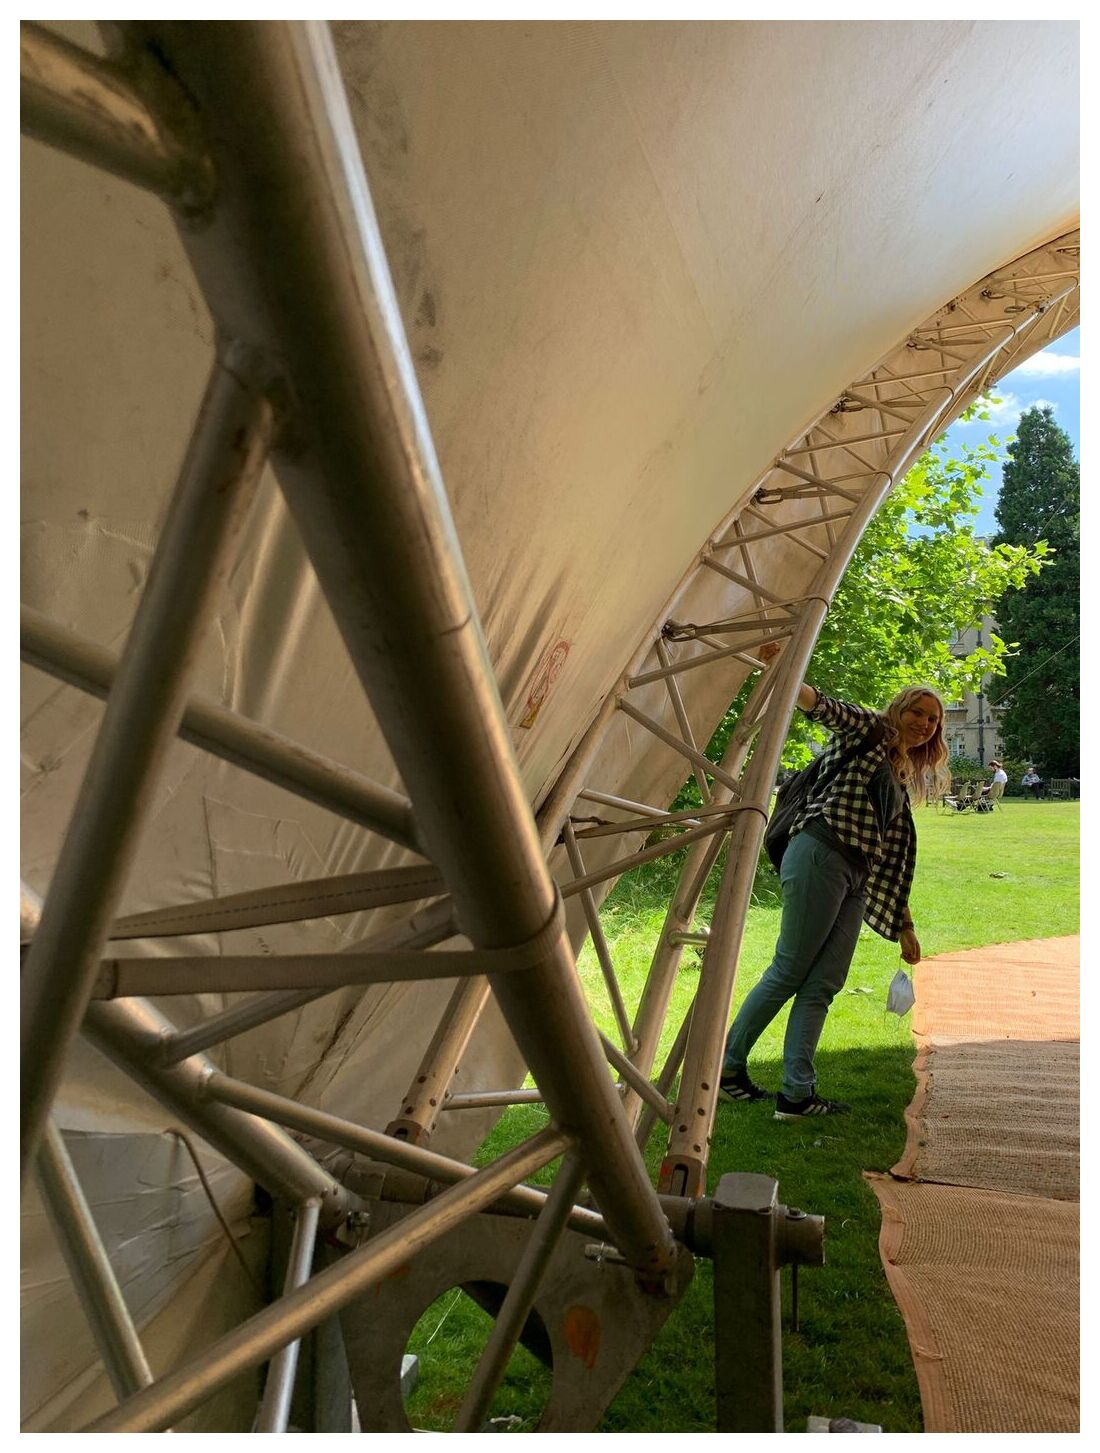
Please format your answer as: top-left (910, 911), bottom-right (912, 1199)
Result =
top-left (20, 19), bottom-right (1078, 1427)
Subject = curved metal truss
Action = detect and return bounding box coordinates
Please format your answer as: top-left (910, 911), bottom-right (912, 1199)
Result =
top-left (20, 18), bottom-right (1079, 1434)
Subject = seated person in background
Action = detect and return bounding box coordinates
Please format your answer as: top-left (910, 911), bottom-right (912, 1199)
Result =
top-left (1021, 766), bottom-right (1043, 799)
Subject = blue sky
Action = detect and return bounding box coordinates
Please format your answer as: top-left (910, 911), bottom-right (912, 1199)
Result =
top-left (936, 326), bottom-right (1080, 538)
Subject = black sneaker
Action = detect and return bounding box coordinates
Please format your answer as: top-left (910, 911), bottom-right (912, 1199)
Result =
top-left (774, 1091), bottom-right (850, 1119)
top-left (718, 1068), bottom-right (773, 1103)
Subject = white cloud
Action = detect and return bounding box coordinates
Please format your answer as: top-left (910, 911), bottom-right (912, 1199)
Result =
top-left (1008, 352), bottom-right (1080, 378)
top-left (957, 392), bottom-right (1057, 430)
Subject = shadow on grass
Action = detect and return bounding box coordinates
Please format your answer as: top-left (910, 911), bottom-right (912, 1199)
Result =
top-left (472, 1043), bottom-right (923, 1432)
top-left (601, 1042), bottom-right (922, 1433)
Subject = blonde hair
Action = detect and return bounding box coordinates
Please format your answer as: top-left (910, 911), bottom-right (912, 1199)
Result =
top-left (881, 685), bottom-right (950, 806)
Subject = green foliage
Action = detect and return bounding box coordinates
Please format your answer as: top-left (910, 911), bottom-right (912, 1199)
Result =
top-left (945, 753), bottom-right (986, 784)
top-left (613, 831), bottom-right (784, 917)
top-left (794, 427), bottom-right (1043, 763)
top-left (685, 412), bottom-right (1046, 783)
top-left (991, 406), bottom-right (1080, 775)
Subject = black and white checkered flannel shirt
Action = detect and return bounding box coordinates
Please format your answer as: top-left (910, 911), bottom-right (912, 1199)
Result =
top-left (792, 691), bottom-right (916, 941)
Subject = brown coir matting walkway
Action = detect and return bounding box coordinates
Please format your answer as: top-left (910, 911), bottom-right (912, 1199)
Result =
top-left (867, 936), bottom-right (1079, 1433)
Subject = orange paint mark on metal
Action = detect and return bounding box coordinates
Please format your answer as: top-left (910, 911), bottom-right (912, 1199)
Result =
top-left (374, 1263), bottom-right (412, 1294)
top-left (563, 1304), bottom-right (600, 1370)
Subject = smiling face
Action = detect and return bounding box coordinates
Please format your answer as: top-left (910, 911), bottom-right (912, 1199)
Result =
top-left (898, 694), bottom-right (942, 748)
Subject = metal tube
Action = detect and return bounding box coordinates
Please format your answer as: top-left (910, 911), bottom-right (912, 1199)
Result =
top-left (726, 525), bottom-right (819, 557)
top-left (21, 605), bottom-right (420, 854)
top-left (812, 488), bottom-right (840, 550)
top-left (108, 863), bottom-right (444, 942)
top-left (19, 21), bottom-right (212, 211)
top-left (773, 461), bottom-right (862, 501)
top-left (916, 315), bottom-right (1034, 336)
top-left (665, 607), bottom-right (798, 635)
top-left (573, 806), bottom-right (718, 836)
top-left (442, 1089), bottom-right (545, 1111)
top-left (163, 989), bottom-right (325, 1065)
top-left (635, 1000), bottom-right (695, 1152)
top-left (617, 700), bottom-right (742, 796)
top-left (1046, 292), bottom-right (1071, 337)
top-left (659, 595), bottom-right (848, 1197)
top-left (560, 815), bottom-right (743, 900)
top-left (156, 900), bottom-right (457, 1064)
top-left (563, 824), bottom-right (635, 1052)
top-left (534, 425), bottom-right (838, 850)
top-left (86, 1126), bottom-right (572, 1433)
top-left (254, 1199), bottom-right (321, 1433)
top-left (21, 347), bottom-right (275, 1180)
top-left (453, 1151), bottom-right (587, 1433)
top-left (656, 638), bottom-right (711, 802)
top-left (810, 422), bottom-right (886, 476)
top-left (661, 299), bottom-right (1061, 1196)
top-left (743, 503), bottom-right (845, 558)
top-left (536, 693), bottom-right (622, 849)
top-left (575, 787), bottom-right (683, 821)
top-left (387, 976), bottom-right (493, 1145)
top-left (134, 20), bottom-right (673, 1278)
top-left (93, 946), bottom-right (488, 998)
top-left (863, 366), bottom-right (954, 386)
top-left (702, 555), bottom-right (789, 603)
top-left (200, 1070), bottom-right (598, 1233)
top-left (599, 1035), bottom-right (672, 1124)
top-left (623, 658), bottom-right (774, 1121)
top-left (723, 518), bottom-right (771, 628)
top-left (842, 388), bottom-right (929, 423)
top-left (785, 429), bottom-right (906, 456)
top-left (754, 483), bottom-right (838, 500)
top-left (719, 510), bottom-right (852, 546)
top-left (622, 827), bottom-right (723, 1129)
top-left (628, 633), bottom-right (791, 688)
top-left (84, 998), bottom-right (349, 1219)
top-left (35, 1120), bottom-right (155, 1401)
top-left (533, 278), bottom-right (1067, 1174)
top-left (534, 422), bottom-right (847, 852)
top-left (20, 880), bottom-right (43, 944)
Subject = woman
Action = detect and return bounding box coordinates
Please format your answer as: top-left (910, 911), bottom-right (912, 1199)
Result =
top-left (720, 644), bottom-right (950, 1118)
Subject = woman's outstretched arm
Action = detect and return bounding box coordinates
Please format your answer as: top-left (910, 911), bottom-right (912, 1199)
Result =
top-left (759, 640), bottom-right (818, 711)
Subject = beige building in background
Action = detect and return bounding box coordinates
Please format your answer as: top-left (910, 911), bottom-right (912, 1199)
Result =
top-left (945, 615), bottom-right (1005, 765)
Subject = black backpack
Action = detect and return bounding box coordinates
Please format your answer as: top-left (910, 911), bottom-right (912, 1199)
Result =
top-left (764, 721), bottom-right (887, 873)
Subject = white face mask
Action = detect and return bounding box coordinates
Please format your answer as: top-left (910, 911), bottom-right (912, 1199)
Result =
top-left (886, 967), bottom-right (916, 1017)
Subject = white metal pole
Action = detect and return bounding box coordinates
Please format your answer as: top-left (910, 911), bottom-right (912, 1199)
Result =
top-left (21, 349), bottom-right (275, 1179)
top-left (131, 20), bottom-right (675, 1277)
top-left (86, 1127), bottom-right (573, 1433)
top-left (254, 1199), bottom-right (322, 1433)
top-left (35, 1121), bottom-right (155, 1402)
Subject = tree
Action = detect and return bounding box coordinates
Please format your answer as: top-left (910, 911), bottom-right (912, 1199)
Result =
top-left (691, 412), bottom-right (1047, 790)
top-left (990, 406), bottom-right (1079, 776)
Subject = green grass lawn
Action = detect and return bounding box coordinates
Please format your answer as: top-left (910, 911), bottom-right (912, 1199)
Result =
top-left (405, 801), bottom-right (1079, 1432)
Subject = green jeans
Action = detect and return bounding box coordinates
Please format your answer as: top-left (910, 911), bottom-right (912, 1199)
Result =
top-left (723, 828), bottom-right (867, 1099)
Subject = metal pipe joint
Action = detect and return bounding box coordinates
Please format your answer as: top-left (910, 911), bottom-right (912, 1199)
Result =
top-left (670, 1178), bottom-right (824, 1268)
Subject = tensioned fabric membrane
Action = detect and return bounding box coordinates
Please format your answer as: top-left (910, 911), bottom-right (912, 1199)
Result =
top-left (21, 20), bottom-right (1078, 1429)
